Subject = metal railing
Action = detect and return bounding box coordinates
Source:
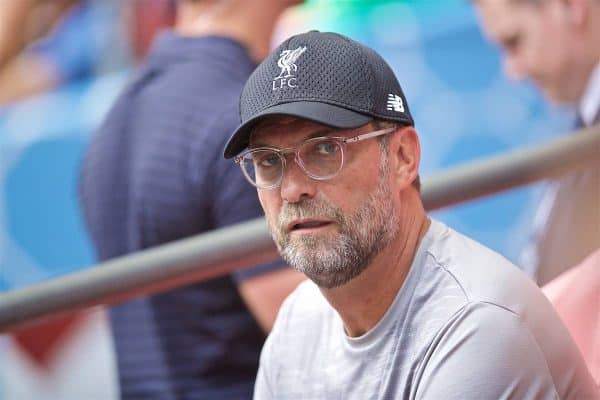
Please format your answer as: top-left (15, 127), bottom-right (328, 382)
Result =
top-left (0, 124), bottom-right (598, 332)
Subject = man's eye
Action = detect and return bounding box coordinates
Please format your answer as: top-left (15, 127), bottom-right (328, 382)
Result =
top-left (315, 141), bottom-right (338, 155)
top-left (257, 154), bottom-right (280, 168)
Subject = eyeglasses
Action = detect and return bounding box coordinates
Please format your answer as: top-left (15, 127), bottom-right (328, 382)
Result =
top-left (234, 127), bottom-right (396, 189)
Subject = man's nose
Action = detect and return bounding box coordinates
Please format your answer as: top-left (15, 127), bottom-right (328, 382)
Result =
top-left (279, 159), bottom-right (317, 204)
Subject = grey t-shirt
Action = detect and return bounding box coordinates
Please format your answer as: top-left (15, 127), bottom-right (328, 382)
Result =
top-left (255, 220), bottom-right (598, 399)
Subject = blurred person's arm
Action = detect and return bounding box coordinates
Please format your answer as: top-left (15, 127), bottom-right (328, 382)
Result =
top-left (238, 269), bottom-right (306, 332)
top-left (0, 0), bottom-right (37, 69)
top-left (0, 0), bottom-right (79, 106)
top-left (0, 54), bottom-right (58, 105)
top-left (0, 0), bottom-right (78, 68)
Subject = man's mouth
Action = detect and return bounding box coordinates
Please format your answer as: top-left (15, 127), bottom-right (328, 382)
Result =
top-left (288, 219), bottom-right (333, 232)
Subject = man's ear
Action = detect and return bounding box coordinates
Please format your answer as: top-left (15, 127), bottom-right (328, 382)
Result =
top-left (389, 126), bottom-right (420, 190)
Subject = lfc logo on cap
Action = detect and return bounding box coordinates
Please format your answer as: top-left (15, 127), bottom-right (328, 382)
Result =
top-left (273, 46), bottom-right (307, 91)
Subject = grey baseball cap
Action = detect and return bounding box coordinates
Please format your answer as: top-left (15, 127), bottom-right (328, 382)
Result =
top-left (223, 30), bottom-right (414, 158)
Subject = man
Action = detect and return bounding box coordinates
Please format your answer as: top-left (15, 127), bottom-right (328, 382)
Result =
top-left (223, 31), bottom-right (599, 399)
top-left (473, 0), bottom-right (600, 285)
top-left (79, 0), bottom-right (304, 398)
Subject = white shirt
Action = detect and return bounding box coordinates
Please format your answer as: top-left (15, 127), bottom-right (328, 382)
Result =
top-left (579, 61), bottom-right (600, 126)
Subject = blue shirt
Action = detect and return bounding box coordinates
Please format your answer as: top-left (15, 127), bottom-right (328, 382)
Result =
top-left (79, 33), bottom-right (284, 399)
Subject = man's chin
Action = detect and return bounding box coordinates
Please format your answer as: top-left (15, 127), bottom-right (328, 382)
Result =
top-left (283, 245), bottom-right (328, 261)
top-left (280, 242), bottom-right (333, 267)
top-left (288, 236), bottom-right (334, 253)
top-left (537, 82), bottom-right (577, 105)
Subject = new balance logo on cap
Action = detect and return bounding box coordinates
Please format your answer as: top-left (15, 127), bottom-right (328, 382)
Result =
top-left (273, 46), bottom-right (307, 91)
top-left (387, 94), bottom-right (405, 112)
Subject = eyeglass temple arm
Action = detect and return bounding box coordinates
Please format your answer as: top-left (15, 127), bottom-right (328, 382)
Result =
top-left (343, 127), bottom-right (397, 144)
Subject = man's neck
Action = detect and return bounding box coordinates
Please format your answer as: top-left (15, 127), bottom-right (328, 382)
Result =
top-left (174, 1), bottom-right (288, 63)
top-left (320, 212), bottom-right (431, 338)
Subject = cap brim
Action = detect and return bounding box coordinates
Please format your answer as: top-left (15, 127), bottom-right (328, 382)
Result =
top-left (223, 101), bottom-right (372, 158)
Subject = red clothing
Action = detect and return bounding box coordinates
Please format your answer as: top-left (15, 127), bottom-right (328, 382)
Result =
top-left (543, 249), bottom-right (600, 384)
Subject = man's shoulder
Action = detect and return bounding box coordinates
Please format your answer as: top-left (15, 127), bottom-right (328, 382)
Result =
top-left (415, 222), bottom-right (565, 354)
top-left (129, 43), bottom-right (250, 137)
top-left (413, 302), bottom-right (558, 398)
top-left (424, 220), bottom-right (540, 313)
top-left (416, 299), bottom-right (598, 399)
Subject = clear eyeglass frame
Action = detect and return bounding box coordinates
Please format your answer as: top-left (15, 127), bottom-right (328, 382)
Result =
top-left (234, 126), bottom-right (397, 189)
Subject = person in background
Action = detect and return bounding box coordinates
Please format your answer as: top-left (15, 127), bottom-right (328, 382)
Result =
top-left (473, 0), bottom-right (600, 285)
top-left (0, 0), bottom-right (120, 106)
top-left (79, 0), bottom-right (305, 398)
top-left (474, 0), bottom-right (600, 383)
top-left (223, 30), bottom-right (598, 399)
top-left (121, 0), bottom-right (176, 62)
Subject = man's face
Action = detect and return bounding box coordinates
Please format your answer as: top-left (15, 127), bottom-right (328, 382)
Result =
top-left (476, 0), bottom-right (581, 103)
top-left (252, 118), bottom-right (400, 289)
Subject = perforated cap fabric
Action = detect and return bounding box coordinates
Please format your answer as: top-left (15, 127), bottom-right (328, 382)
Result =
top-left (223, 30), bottom-right (414, 158)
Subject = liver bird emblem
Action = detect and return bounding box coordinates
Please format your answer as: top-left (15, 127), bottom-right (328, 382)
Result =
top-left (276, 46), bottom-right (307, 78)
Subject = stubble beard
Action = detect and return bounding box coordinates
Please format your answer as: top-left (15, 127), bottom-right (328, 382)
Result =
top-left (268, 159), bottom-right (399, 289)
